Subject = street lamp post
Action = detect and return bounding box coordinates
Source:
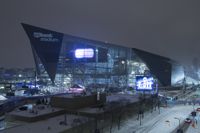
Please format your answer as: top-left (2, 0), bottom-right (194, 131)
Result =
top-left (174, 117), bottom-right (180, 128)
top-left (183, 77), bottom-right (186, 94)
top-left (174, 117), bottom-right (183, 133)
top-left (34, 70), bottom-right (37, 89)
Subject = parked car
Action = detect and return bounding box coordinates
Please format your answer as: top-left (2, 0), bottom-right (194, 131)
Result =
top-left (184, 118), bottom-right (192, 124)
top-left (196, 107), bottom-right (200, 112)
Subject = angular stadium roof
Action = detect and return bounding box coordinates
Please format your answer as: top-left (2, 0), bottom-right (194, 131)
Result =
top-left (22, 23), bottom-right (176, 86)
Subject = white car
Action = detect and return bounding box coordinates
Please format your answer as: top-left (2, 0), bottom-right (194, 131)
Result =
top-left (68, 84), bottom-right (86, 94)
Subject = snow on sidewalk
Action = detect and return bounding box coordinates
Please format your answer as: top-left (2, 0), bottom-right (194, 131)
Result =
top-left (186, 111), bottom-right (200, 133)
top-left (2, 114), bottom-right (91, 133)
top-left (106, 105), bottom-right (197, 133)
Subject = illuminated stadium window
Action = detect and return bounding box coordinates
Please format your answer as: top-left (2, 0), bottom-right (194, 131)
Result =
top-left (75, 48), bottom-right (94, 59)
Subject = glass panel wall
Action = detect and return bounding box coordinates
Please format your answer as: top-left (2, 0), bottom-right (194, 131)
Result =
top-left (35, 36), bottom-right (156, 93)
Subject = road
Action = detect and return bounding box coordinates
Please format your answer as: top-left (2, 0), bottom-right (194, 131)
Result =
top-left (105, 104), bottom-right (198, 133)
top-left (105, 88), bottom-right (200, 133)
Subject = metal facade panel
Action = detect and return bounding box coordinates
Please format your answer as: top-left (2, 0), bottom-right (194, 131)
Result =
top-left (132, 48), bottom-right (172, 86)
top-left (22, 23), bottom-right (63, 83)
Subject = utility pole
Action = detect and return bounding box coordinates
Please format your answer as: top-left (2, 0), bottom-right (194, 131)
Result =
top-left (34, 69), bottom-right (37, 89)
top-left (183, 77), bottom-right (186, 94)
top-left (174, 117), bottom-right (180, 129)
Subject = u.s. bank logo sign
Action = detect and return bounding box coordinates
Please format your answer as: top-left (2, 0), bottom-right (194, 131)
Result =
top-left (33, 32), bottom-right (59, 42)
top-left (136, 76), bottom-right (154, 91)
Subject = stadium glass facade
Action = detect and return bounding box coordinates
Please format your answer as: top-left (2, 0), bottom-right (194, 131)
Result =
top-left (22, 23), bottom-right (187, 93)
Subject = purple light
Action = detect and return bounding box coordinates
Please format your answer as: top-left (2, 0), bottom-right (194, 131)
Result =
top-left (75, 48), bottom-right (94, 58)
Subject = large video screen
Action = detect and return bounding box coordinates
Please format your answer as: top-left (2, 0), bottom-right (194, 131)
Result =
top-left (74, 48), bottom-right (94, 59)
top-left (136, 76), bottom-right (154, 91)
top-left (65, 42), bottom-right (108, 63)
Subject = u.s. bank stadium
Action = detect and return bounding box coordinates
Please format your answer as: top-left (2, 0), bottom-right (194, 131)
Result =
top-left (22, 23), bottom-right (198, 93)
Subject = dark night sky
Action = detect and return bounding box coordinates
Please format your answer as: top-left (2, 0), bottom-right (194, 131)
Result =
top-left (0, 0), bottom-right (200, 68)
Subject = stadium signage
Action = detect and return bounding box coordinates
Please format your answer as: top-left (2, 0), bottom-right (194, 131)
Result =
top-left (136, 76), bottom-right (154, 91)
top-left (33, 32), bottom-right (59, 42)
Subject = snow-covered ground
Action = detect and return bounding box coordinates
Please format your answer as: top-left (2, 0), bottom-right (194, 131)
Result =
top-left (107, 93), bottom-right (139, 103)
top-left (105, 105), bottom-right (199, 133)
top-left (1, 92), bottom-right (199, 133)
top-left (9, 105), bottom-right (63, 118)
top-left (2, 114), bottom-right (91, 133)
